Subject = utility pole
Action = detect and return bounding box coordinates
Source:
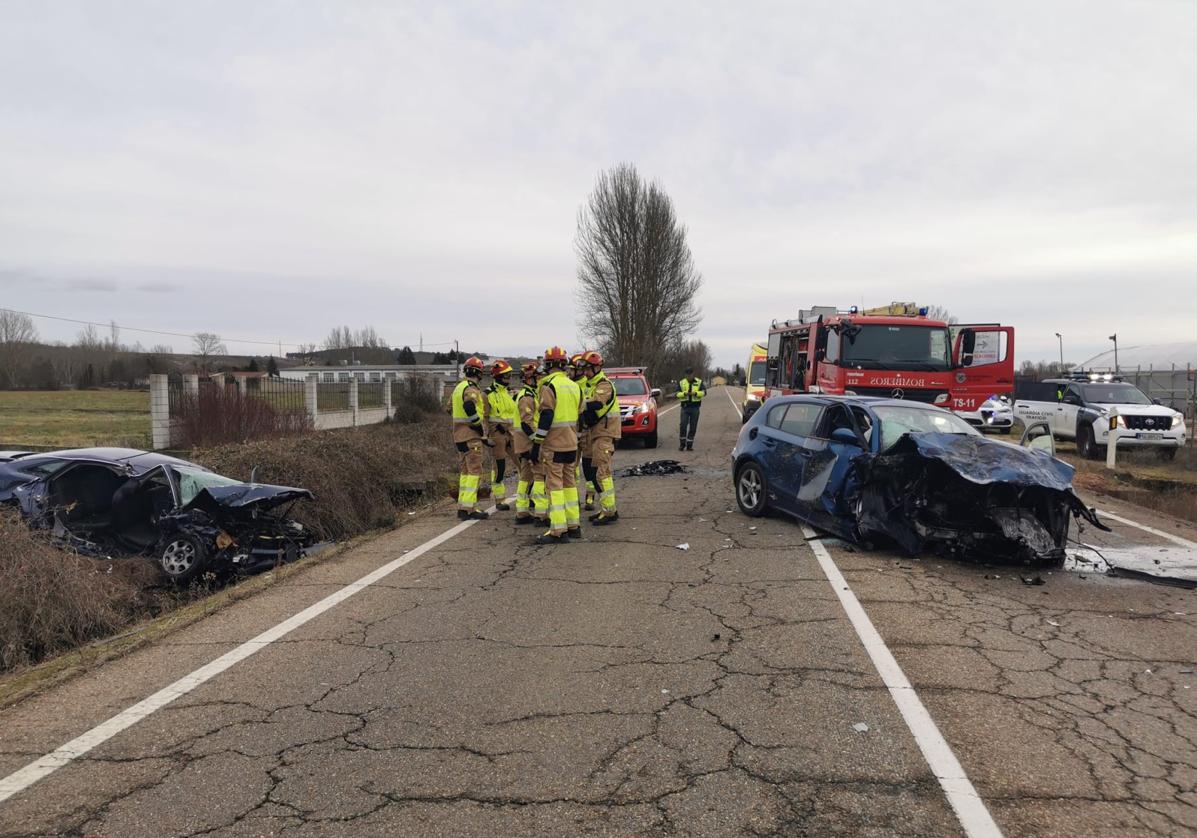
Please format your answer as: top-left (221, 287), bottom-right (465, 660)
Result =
top-left (1054, 332), bottom-right (1063, 367)
top-left (455, 339), bottom-right (460, 379)
top-left (1108, 333), bottom-right (1119, 374)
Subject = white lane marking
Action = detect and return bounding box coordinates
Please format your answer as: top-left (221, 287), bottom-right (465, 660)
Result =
top-left (0, 511), bottom-right (492, 805)
top-left (724, 386), bottom-right (743, 419)
top-left (1097, 508), bottom-right (1197, 549)
top-left (802, 526), bottom-right (1002, 838)
top-left (658, 402), bottom-right (679, 417)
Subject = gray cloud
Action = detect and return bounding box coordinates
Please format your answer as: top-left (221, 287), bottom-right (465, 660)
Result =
top-left (1, 1), bottom-right (1194, 367)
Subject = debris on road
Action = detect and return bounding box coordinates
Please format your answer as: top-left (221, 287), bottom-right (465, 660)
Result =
top-left (621, 459), bottom-right (687, 477)
top-left (676, 543), bottom-right (690, 551)
top-left (1021, 574), bottom-right (1046, 586)
top-left (853, 722), bottom-right (870, 733)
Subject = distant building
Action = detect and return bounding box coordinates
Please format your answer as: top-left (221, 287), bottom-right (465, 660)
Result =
top-left (277, 363), bottom-right (459, 384)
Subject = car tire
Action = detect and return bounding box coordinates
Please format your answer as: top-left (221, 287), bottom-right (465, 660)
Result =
top-left (1077, 426), bottom-right (1099, 460)
top-left (158, 535), bottom-right (209, 585)
top-left (644, 429), bottom-right (658, 449)
top-left (1158, 448), bottom-right (1178, 461)
top-left (998, 427), bottom-right (1012, 435)
top-left (735, 461), bottom-right (767, 517)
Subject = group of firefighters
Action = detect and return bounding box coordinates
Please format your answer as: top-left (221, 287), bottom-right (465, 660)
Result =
top-left (450, 346), bottom-right (622, 544)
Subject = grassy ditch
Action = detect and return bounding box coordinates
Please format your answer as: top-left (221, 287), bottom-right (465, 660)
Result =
top-left (0, 417), bottom-right (457, 677)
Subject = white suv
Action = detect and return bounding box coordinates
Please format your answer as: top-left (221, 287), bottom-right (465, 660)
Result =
top-left (958, 394), bottom-right (1014, 434)
top-left (1013, 377), bottom-right (1187, 460)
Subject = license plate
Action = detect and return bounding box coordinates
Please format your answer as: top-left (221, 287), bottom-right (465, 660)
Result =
top-left (1137, 432), bottom-right (1164, 440)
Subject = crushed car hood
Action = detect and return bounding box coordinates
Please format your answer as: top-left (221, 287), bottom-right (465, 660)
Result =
top-left (183, 484), bottom-right (313, 512)
top-left (853, 433), bottom-right (1107, 564)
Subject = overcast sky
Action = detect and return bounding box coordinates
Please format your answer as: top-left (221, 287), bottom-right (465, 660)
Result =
top-left (2, 1), bottom-right (1194, 368)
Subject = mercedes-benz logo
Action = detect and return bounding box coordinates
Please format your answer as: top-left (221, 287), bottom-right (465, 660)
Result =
top-left (891, 388), bottom-right (905, 399)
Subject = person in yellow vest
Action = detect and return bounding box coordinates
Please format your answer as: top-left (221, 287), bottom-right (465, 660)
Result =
top-left (530, 346), bottom-right (582, 544)
top-left (512, 361), bottom-right (542, 525)
top-left (450, 357), bottom-right (490, 520)
top-left (581, 350), bottom-right (622, 525)
top-left (570, 352), bottom-right (597, 510)
top-left (483, 359), bottom-right (518, 511)
top-left (676, 367), bottom-right (706, 451)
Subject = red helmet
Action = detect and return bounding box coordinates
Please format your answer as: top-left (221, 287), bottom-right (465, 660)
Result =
top-left (520, 361), bottom-right (539, 379)
top-left (583, 350), bottom-right (603, 368)
top-left (543, 346), bottom-right (569, 364)
top-left (463, 356), bottom-right (486, 376)
top-left (491, 359), bottom-right (513, 377)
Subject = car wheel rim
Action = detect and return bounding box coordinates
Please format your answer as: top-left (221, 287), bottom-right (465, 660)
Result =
top-left (739, 469), bottom-right (761, 508)
top-left (162, 540), bottom-right (195, 575)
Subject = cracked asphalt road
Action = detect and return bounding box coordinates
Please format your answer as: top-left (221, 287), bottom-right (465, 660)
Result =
top-left (1, 387), bottom-right (1194, 836)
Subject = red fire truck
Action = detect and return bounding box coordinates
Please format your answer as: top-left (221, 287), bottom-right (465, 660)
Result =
top-left (763, 303), bottom-right (1014, 414)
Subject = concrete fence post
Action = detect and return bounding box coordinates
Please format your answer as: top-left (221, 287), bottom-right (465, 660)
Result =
top-left (184, 374), bottom-right (199, 395)
top-left (150, 374), bottom-right (172, 450)
top-left (305, 374), bottom-right (319, 422)
top-left (349, 378), bottom-right (360, 426)
top-left (236, 376), bottom-right (248, 396)
top-left (383, 374), bottom-right (394, 418)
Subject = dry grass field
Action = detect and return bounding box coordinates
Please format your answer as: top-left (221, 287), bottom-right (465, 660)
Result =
top-left (0, 390), bottom-right (151, 449)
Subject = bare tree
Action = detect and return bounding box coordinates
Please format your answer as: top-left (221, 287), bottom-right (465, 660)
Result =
top-left (575, 164), bottom-right (702, 377)
top-left (193, 332), bottom-right (227, 372)
top-left (925, 305), bottom-right (959, 325)
top-left (0, 310), bottom-right (39, 388)
top-left (75, 323), bottom-right (102, 349)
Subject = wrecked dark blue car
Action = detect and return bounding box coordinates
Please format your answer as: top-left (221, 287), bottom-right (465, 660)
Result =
top-left (731, 396), bottom-right (1105, 564)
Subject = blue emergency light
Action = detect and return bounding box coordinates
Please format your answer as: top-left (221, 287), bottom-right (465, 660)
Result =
top-left (918, 306), bottom-right (929, 316)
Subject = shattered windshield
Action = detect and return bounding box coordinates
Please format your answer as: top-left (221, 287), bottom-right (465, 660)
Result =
top-left (841, 325), bottom-right (951, 371)
top-left (171, 466), bottom-right (243, 506)
top-left (873, 405), bottom-right (980, 450)
top-left (1080, 384), bottom-right (1152, 406)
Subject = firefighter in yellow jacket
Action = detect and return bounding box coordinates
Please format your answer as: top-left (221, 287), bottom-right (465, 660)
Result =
top-left (530, 346), bottom-right (583, 544)
top-left (570, 352), bottom-right (597, 510)
top-left (512, 361), bottom-right (542, 525)
top-left (450, 357), bottom-right (489, 520)
top-left (483, 359), bottom-right (517, 511)
top-left (582, 350), bottom-right (622, 524)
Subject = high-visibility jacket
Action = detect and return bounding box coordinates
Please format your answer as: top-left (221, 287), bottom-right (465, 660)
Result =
top-left (534, 371), bottom-right (581, 452)
top-left (677, 377), bottom-right (706, 404)
top-left (545, 371), bottom-right (581, 426)
top-left (451, 378), bottom-right (484, 441)
top-left (485, 382), bottom-right (517, 426)
top-left (584, 371), bottom-right (619, 422)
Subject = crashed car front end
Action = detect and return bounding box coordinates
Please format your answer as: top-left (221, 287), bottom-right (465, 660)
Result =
top-left (852, 432), bottom-right (1106, 565)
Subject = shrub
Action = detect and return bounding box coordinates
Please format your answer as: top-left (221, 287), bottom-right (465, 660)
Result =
top-left (174, 384), bottom-right (312, 447)
top-left (0, 510), bottom-right (160, 672)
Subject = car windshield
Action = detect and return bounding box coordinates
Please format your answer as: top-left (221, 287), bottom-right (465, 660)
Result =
top-left (613, 377), bottom-right (647, 396)
top-left (873, 405), bottom-right (980, 450)
top-left (1080, 384), bottom-right (1152, 406)
top-left (171, 465), bottom-right (243, 506)
top-left (749, 360), bottom-right (766, 385)
top-left (841, 325), bottom-right (951, 371)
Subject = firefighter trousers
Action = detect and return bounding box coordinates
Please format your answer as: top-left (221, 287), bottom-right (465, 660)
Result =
top-left (542, 449), bottom-right (579, 535)
top-left (455, 438), bottom-right (484, 511)
top-left (488, 427), bottom-right (511, 502)
top-left (592, 436), bottom-right (617, 514)
top-left (515, 453), bottom-right (535, 519)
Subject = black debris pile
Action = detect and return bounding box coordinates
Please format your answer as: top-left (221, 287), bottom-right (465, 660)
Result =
top-left (621, 459), bottom-right (688, 478)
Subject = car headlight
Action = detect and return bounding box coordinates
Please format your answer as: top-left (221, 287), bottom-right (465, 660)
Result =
top-left (746, 395), bottom-right (760, 404)
top-left (1174, 413), bottom-right (1186, 430)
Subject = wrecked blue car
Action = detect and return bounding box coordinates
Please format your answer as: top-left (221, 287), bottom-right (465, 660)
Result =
top-left (731, 396), bottom-right (1106, 564)
top-left (0, 448), bottom-right (312, 583)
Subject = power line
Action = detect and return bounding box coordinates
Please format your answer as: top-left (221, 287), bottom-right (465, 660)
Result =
top-left (0, 306), bottom-right (458, 352)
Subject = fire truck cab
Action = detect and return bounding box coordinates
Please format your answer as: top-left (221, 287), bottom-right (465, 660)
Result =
top-left (764, 303), bottom-right (1014, 415)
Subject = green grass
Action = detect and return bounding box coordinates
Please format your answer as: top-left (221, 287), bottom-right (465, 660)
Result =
top-left (0, 390), bottom-right (151, 449)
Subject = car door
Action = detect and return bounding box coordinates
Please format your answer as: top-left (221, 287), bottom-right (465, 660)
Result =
top-left (753, 402), bottom-right (817, 514)
top-left (1057, 385), bottom-right (1083, 438)
top-left (792, 404), bottom-right (865, 537)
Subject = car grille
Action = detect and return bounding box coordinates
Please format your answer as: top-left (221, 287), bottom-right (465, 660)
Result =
top-left (1124, 414), bottom-right (1173, 431)
top-left (851, 387), bottom-right (947, 404)
top-left (619, 405), bottom-right (634, 418)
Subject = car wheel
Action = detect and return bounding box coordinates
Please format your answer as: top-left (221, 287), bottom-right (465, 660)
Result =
top-left (644, 429), bottom-right (658, 449)
top-left (1157, 448), bottom-right (1178, 461)
top-left (735, 461), bottom-right (767, 517)
top-left (158, 535), bottom-right (209, 584)
top-left (1077, 426), bottom-right (1097, 460)
top-left (998, 427), bottom-right (1012, 435)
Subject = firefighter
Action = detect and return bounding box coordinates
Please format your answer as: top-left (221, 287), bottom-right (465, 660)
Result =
top-left (484, 359), bottom-right (518, 511)
top-left (676, 367), bottom-right (706, 451)
top-left (571, 352), bottom-right (597, 511)
top-left (512, 361), bottom-right (542, 524)
top-left (450, 357), bottom-right (489, 520)
top-left (530, 346), bottom-right (582, 544)
top-left (581, 350), bottom-right (622, 525)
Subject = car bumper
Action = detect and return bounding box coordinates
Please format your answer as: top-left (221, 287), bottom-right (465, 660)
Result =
top-left (1098, 428), bottom-right (1187, 447)
top-left (621, 413), bottom-right (657, 434)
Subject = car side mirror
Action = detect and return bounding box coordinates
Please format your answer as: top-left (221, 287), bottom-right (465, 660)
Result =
top-left (651, 388), bottom-right (661, 399)
top-left (830, 427), bottom-right (862, 447)
top-left (1152, 397), bottom-right (1161, 405)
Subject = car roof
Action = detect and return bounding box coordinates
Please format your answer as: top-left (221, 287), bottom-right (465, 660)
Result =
top-left (19, 448), bottom-right (202, 472)
top-left (763, 394), bottom-right (949, 411)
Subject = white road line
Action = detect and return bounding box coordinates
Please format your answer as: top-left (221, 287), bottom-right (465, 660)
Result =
top-left (724, 386), bottom-right (743, 419)
top-left (802, 526), bottom-right (1002, 838)
top-left (1097, 508), bottom-right (1197, 549)
top-left (0, 511), bottom-right (492, 806)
